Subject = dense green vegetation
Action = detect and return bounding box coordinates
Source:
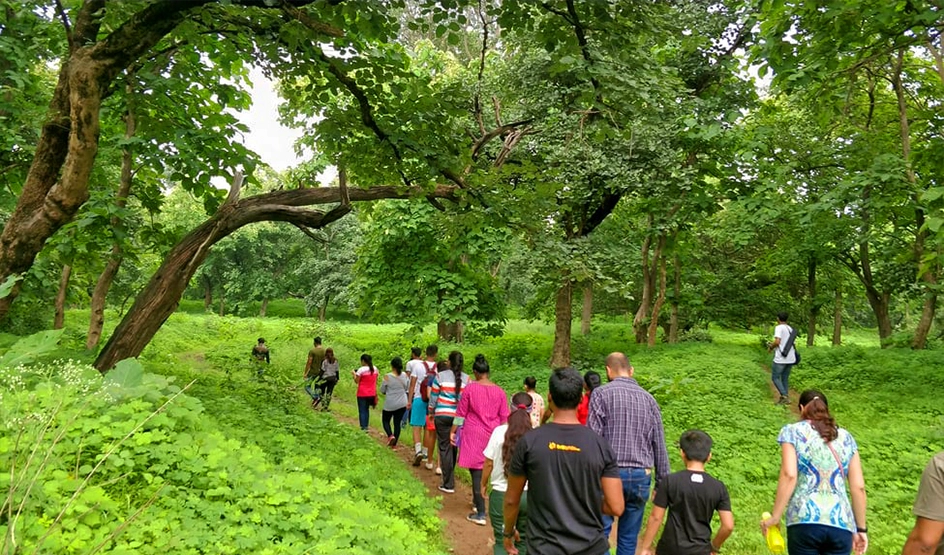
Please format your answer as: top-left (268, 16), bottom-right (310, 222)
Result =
top-left (4, 312), bottom-right (941, 554)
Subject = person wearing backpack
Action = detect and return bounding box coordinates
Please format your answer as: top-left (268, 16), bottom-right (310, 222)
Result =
top-left (768, 312), bottom-right (799, 406)
top-left (407, 345), bottom-right (439, 466)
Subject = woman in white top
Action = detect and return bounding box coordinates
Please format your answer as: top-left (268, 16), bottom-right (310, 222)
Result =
top-left (482, 392), bottom-right (533, 555)
top-left (523, 376), bottom-right (544, 428)
top-left (380, 357), bottom-right (411, 447)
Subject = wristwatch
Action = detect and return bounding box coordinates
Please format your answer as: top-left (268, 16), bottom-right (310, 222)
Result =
top-left (502, 525), bottom-right (516, 538)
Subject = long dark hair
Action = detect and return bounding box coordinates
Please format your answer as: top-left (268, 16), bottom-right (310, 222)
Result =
top-left (472, 353), bottom-right (489, 375)
top-left (391, 356), bottom-right (403, 375)
top-left (584, 370), bottom-right (602, 395)
top-left (503, 392), bottom-right (534, 476)
top-left (448, 350), bottom-right (464, 397)
top-left (361, 353), bottom-right (376, 374)
top-left (799, 389), bottom-right (838, 442)
top-left (325, 348), bottom-right (336, 363)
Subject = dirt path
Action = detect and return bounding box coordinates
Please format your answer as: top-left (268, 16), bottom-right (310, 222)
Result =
top-left (330, 407), bottom-right (493, 555)
top-left (761, 362), bottom-right (800, 416)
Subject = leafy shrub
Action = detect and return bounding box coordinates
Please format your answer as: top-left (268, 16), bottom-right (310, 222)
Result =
top-left (677, 329), bottom-right (713, 343)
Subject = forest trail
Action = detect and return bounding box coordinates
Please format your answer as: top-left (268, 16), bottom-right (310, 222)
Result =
top-left (761, 362), bottom-right (801, 416)
top-left (330, 407), bottom-right (493, 555)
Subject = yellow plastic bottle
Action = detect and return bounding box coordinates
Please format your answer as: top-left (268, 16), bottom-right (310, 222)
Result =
top-left (762, 512), bottom-right (786, 554)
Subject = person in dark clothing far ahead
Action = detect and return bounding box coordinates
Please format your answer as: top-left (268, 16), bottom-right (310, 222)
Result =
top-left (503, 367), bottom-right (624, 555)
top-left (588, 352), bottom-right (670, 555)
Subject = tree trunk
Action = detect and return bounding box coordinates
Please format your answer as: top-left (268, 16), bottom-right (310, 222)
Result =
top-left (218, 289), bottom-right (226, 317)
top-left (550, 280), bottom-right (573, 368)
top-left (53, 264), bottom-right (72, 330)
top-left (203, 278), bottom-right (212, 311)
top-left (807, 257), bottom-right (818, 347)
top-left (647, 236), bottom-right (668, 347)
top-left (259, 298), bottom-right (268, 317)
top-left (668, 254), bottom-right (680, 343)
top-left (580, 283), bottom-right (592, 336)
top-left (318, 295), bottom-right (329, 322)
top-left (437, 320), bottom-right (464, 342)
top-left (633, 223), bottom-right (654, 344)
top-left (86, 83), bottom-right (135, 350)
top-left (94, 182), bottom-right (456, 370)
top-left (832, 287), bottom-right (843, 346)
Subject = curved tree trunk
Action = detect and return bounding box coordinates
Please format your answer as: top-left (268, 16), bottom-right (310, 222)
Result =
top-left (550, 280), bottom-right (573, 368)
top-left (318, 295), bottom-right (329, 322)
top-left (53, 264), bottom-right (73, 330)
top-left (437, 320), bottom-right (464, 342)
top-left (647, 235), bottom-right (668, 347)
top-left (94, 182), bottom-right (456, 370)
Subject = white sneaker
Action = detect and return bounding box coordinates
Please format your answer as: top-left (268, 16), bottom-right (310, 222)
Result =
top-left (435, 467), bottom-right (442, 475)
top-left (425, 462), bottom-right (435, 470)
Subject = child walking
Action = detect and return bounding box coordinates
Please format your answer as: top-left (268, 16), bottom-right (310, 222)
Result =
top-left (637, 430), bottom-right (734, 555)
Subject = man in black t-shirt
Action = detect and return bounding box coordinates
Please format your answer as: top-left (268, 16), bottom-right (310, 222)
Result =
top-left (503, 367), bottom-right (624, 555)
top-left (638, 430), bottom-right (734, 555)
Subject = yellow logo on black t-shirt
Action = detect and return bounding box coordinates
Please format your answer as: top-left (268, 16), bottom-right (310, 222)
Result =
top-left (548, 442), bottom-right (581, 452)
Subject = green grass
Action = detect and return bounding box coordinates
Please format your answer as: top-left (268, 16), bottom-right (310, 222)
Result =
top-left (36, 311), bottom-right (944, 555)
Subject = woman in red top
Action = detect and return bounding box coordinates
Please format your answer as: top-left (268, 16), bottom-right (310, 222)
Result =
top-left (576, 370), bottom-right (602, 425)
top-left (353, 354), bottom-right (379, 431)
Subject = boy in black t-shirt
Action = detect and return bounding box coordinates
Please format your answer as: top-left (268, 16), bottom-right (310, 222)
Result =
top-left (638, 430), bottom-right (734, 555)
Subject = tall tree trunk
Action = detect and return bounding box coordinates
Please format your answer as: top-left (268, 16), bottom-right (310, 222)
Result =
top-left (807, 257), bottom-right (818, 347)
top-left (647, 235), bottom-right (668, 347)
top-left (53, 264), bottom-right (72, 330)
top-left (318, 295), bottom-right (329, 322)
top-left (259, 298), bottom-right (269, 317)
top-left (633, 218), bottom-right (654, 343)
top-left (668, 254), bottom-right (680, 343)
top-left (437, 320), bottom-right (464, 342)
top-left (581, 283), bottom-right (592, 336)
top-left (94, 183), bottom-right (456, 370)
top-left (832, 287), bottom-right (843, 346)
top-left (203, 278), bottom-right (212, 311)
top-left (86, 83), bottom-right (135, 349)
top-left (893, 50), bottom-right (938, 349)
top-left (550, 280), bottom-right (573, 367)
top-left (218, 289), bottom-right (226, 317)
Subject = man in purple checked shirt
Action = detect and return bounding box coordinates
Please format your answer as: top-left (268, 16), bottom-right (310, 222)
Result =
top-left (588, 352), bottom-right (670, 555)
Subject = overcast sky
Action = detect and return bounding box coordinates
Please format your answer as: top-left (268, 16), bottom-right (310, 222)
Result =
top-left (236, 67), bottom-right (305, 172)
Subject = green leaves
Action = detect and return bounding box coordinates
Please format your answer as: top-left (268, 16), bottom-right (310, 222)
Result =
top-left (0, 329), bottom-right (63, 368)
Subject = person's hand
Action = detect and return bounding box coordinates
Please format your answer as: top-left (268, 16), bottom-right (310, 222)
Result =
top-left (450, 432), bottom-right (457, 446)
top-left (503, 529), bottom-right (520, 555)
top-left (406, 400), bottom-right (412, 410)
top-left (480, 484), bottom-right (488, 500)
top-left (639, 548), bottom-right (655, 555)
top-left (853, 532), bottom-right (868, 554)
top-left (760, 515), bottom-right (779, 536)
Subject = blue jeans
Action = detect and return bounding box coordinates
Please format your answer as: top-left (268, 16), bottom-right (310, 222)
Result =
top-left (787, 524), bottom-right (853, 555)
top-left (356, 396), bottom-right (372, 430)
top-left (602, 468), bottom-right (650, 555)
top-left (771, 363), bottom-right (793, 397)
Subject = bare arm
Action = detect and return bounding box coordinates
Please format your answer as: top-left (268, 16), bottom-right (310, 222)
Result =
top-left (601, 476), bottom-right (624, 517)
top-left (407, 376), bottom-right (418, 408)
top-left (902, 517), bottom-right (944, 555)
top-left (503, 475), bottom-right (527, 555)
top-left (713, 510), bottom-right (735, 552)
top-left (481, 458), bottom-right (493, 500)
top-left (304, 353), bottom-right (313, 378)
top-left (762, 443), bottom-right (798, 534)
top-left (638, 504), bottom-right (666, 555)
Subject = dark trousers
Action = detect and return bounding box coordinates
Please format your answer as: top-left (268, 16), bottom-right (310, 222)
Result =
top-left (470, 468), bottom-right (485, 515)
top-left (787, 524), bottom-right (853, 555)
top-left (489, 489), bottom-right (528, 555)
top-left (435, 416), bottom-right (456, 488)
top-left (382, 407), bottom-right (407, 445)
top-left (356, 396), bottom-right (372, 430)
top-left (318, 377), bottom-right (337, 408)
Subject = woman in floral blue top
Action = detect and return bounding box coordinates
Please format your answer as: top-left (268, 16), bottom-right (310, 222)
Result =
top-left (762, 390), bottom-right (868, 555)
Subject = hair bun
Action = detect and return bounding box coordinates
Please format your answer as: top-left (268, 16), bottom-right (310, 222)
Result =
top-left (475, 354), bottom-right (486, 363)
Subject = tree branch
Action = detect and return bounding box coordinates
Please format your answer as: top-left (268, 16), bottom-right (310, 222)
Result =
top-left (54, 0), bottom-right (74, 53)
top-left (279, 0), bottom-right (344, 37)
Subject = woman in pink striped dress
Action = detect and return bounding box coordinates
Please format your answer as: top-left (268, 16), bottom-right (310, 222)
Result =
top-left (454, 354), bottom-right (509, 525)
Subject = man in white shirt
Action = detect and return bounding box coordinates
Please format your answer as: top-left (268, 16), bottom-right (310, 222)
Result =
top-left (768, 311), bottom-right (797, 405)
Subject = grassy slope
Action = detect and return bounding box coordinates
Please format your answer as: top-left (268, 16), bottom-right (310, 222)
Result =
top-left (54, 310), bottom-right (944, 554)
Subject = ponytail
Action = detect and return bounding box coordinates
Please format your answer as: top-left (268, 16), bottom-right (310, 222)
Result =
top-left (449, 351), bottom-right (465, 397)
top-left (503, 392), bottom-right (534, 477)
top-left (361, 353), bottom-right (376, 374)
top-left (799, 389), bottom-right (838, 443)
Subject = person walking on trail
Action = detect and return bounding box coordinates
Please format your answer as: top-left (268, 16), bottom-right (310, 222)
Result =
top-left (769, 311), bottom-right (798, 405)
top-left (455, 354), bottom-right (509, 526)
top-left (483, 391), bottom-right (534, 555)
top-left (503, 367), bottom-right (624, 555)
top-left (318, 348), bottom-right (340, 410)
top-left (577, 370), bottom-right (602, 426)
top-left (637, 430), bottom-right (734, 555)
top-left (902, 452), bottom-right (944, 555)
top-left (304, 337), bottom-right (326, 380)
top-left (428, 350), bottom-right (468, 494)
top-left (587, 352), bottom-right (670, 555)
top-left (762, 390), bottom-right (868, 555)
top-left (381, 357), bottom-right (410, 447)
top-left (251, 338), bottom-right (269, 378)
top-left (523, 376), bottom-right (544, 429)
top-left (353, 354), bottom-right (380, 431)
top-left (407, 345), bottom-right (437, 466)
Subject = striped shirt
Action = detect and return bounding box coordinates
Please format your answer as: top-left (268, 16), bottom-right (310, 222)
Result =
top-left (588, 377), bottom-right (670, 484)
top-left (429, 370), bottom-right (469, 418)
